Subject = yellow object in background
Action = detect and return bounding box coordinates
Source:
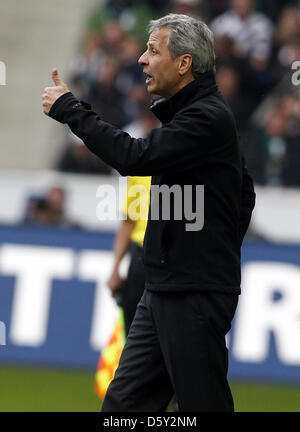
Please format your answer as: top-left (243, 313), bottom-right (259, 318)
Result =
top-left (121, 176), bottom-right (151, 248)
top-left (95, 308), bottom-right (126, 401)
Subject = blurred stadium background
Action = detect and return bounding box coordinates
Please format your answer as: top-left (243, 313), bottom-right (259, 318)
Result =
top-left (0, 0), bottom-right (300, 412)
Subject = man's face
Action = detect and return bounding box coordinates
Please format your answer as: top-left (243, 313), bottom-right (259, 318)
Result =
top-left (138, 27), bottom-right (183, 99)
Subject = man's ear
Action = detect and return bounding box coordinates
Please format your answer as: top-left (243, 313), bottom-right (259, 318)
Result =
top-left (179, 54), bottom-right (193, 76)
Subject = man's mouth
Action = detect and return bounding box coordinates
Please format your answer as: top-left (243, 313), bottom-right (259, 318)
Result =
top-left (145, 73), bottom-right (152, 84)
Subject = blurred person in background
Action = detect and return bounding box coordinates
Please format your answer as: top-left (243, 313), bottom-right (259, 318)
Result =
top-left (242, 109), bottom-right (287, 185)
top-left (214, 47), bottom-right (271, 138)
top-left (69, 19), bottom-right (126, 106)
top-left (171, 0), bottom-right (203, 18)
top-left (242, 93), bottom-right (300, 186)
top-left (216, 65), bottom-right (252, 133)
top-left (211, 0), bottom-right (274, 70)
top-left (57, 132), bottom-right (112, 175)
top-left (213, 33), bottom-right (258, 93)
top-left (256, 0), bottom-right (299, 23)
top-left (23, 187), bottom-right (79, 229)
top-left (122, 103), bottom-right (160, 138)
top-left (88, 55), bottom-right (126, 127)
top-left (70, 20), bottom-right (145, 130)
top-left (280, 93), bottom-right (300, 187)
top-left (271, 5), bottom-right (300, 78)
top-left (116, 35), bottom-right (150, 122)
top-left (69, 30), bottom-right (104, 99)
top-left (260, 109), bottom-right (289, 185)
top-left (279, 93), bottom-right (300, 125)
top-left (87, 0), bottom-right (154, 45)
top-left (212, 0), bottom-right (277, 131)
top-left (275, 5), bottom-right (300, 48)
top-left (101, 19), bottom-right (126, 55)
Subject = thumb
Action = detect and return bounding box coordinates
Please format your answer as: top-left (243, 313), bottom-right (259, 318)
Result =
top-left (52, 68), bottom-right (63, 86)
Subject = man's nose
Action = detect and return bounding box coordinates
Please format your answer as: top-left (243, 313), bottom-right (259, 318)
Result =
top-left (138, 51), bottom-right (148, 65)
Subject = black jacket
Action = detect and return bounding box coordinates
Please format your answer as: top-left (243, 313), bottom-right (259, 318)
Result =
top-left (49, 72), bottom-right (255, 294)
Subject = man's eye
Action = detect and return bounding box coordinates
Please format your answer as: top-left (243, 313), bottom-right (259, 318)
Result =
top-left (151, 49), bottom-right (157, 54)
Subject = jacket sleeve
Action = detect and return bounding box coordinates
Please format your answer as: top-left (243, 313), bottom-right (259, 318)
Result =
top-left (49, 92), bottom-right (215, 176)
top-left (239, 156), bottom-right (256, 245)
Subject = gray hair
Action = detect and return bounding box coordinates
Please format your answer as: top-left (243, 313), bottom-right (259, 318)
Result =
top-left (148, 13), bottom-right (215, 76)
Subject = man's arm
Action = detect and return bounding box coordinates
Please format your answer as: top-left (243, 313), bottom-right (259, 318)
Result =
top-left (107, 218), bottom-right (135, 295)
top-left (47, 91), bottom-right (216, 176)
top-left (43, 71), bottom-right (220, 177)
top-left (239, 156), bottom-right (256, 245)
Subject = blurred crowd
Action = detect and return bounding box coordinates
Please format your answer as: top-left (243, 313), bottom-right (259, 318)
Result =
top-left (54, 0), bottom-right (300, 188)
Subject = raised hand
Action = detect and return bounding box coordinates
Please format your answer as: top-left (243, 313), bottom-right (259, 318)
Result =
top-left (42, 68), bottom-right (69, 115)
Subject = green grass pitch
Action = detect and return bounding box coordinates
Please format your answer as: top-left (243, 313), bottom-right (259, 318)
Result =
top-left (0, 365), bottom-right (299, 412)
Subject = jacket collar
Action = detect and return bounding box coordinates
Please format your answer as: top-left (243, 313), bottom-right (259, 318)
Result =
top-left (150, 71), bottom-right (218, 124)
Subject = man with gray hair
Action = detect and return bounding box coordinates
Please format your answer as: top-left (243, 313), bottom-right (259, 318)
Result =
top-left (43, 13), bottom-right (255, 411)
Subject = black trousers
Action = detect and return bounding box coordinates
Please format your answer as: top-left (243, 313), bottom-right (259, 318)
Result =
top-left (102, 289), bottom-right (238, 412)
